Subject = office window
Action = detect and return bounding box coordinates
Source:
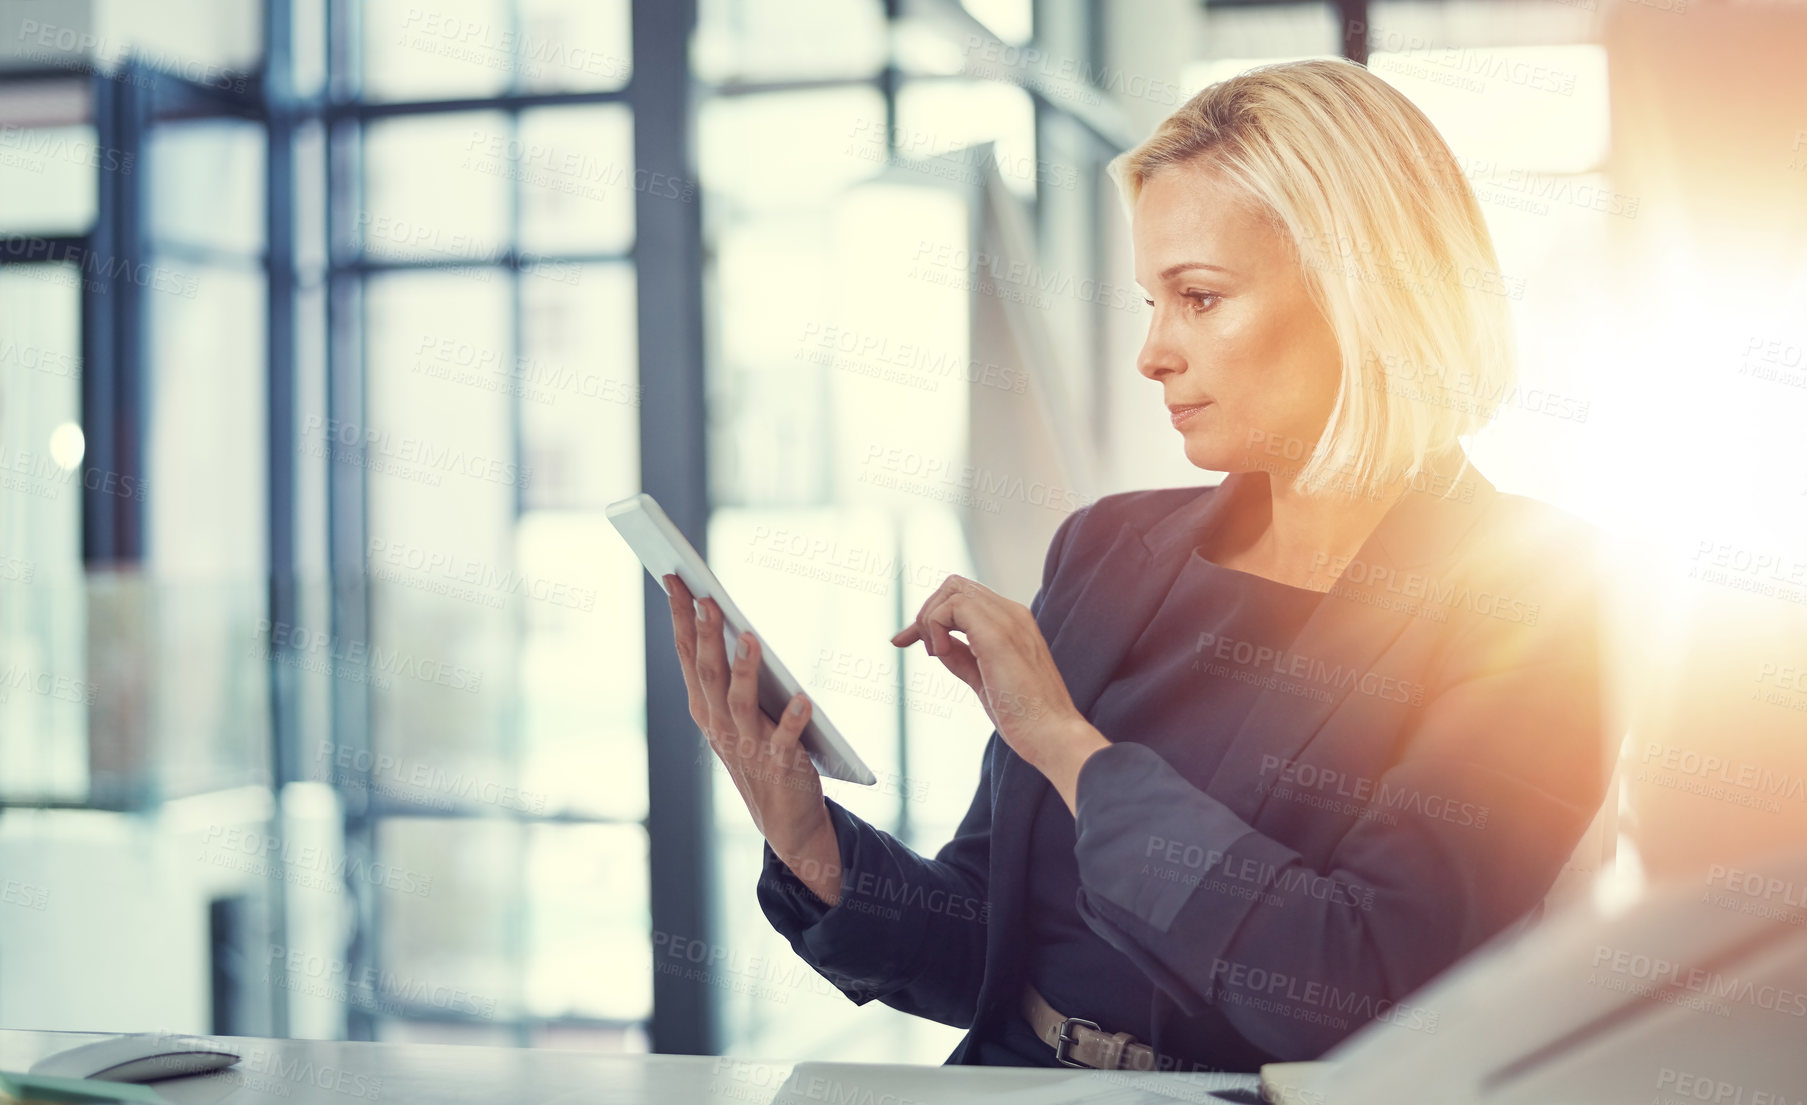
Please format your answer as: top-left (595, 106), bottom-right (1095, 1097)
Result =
top-left (516, 0), bottom-right (632, 93)
top-left (0, 0), bottom-right (1122, 1055)
top-left (361, 0), bottom-right (515, 102)
top-left (516, 106), bottom-right (636, 255)
top-left (146, 120), bottom-right (266, 254)
top-left (361, 0), bottom-right (631, 102)
top-left (0, 266), bottom-right (85, 802)
top-left (693, 0), bottom-right (887, 83)
top-left (363, 270), bottom-right (515, 795)
top-left (694, 0), bottom-right (1122, 1063)
top-left (0, 124), bottom-right (99, 236)
top-left (332, 0), bottom-right (647, 1046)
top-left (362, 113), bottom-right (512, 261)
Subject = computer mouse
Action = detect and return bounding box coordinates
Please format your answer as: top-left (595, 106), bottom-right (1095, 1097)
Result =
top-left (28, 1032), bottom-right (241, 1083)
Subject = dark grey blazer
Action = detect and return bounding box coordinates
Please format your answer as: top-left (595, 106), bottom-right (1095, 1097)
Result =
top-left (756, 453), bottom-right (1608, 1069)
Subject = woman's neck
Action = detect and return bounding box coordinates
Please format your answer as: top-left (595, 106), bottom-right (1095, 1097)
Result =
top-left (1208, 471), bottom-right (1405, 591)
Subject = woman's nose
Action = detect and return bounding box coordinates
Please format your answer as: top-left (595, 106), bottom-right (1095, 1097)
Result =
top-left (1136, 318), bottom-right (1185, 381)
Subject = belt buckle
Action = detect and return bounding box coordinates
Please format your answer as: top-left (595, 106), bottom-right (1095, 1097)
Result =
top-left (1053, 1015), bottom-right (1101, 1067)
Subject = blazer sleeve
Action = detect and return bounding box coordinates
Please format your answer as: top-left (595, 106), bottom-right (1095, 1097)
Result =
top-left (754, 504), bottom-right (1090, 1028)
top-left (1067, 531), bottom-right (1608, 1059)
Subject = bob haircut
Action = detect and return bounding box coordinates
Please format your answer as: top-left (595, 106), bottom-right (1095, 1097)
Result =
top-left (1106, 57), bottom-right (1515, 496)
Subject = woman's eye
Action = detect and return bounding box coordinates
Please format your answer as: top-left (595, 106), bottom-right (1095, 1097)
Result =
top-left (1144, 292), bottom-right (1221, 312)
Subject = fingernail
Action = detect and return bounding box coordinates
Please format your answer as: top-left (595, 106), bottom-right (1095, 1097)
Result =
top-left (735, 635), bottom-right (749, 660)
top-left (695, 599), bottom-right (707, 621)
top-left (788, 697), bottom-right (805, 717)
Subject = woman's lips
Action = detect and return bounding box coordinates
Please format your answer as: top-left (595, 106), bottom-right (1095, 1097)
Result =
top-left (1169, 403), bottom-right (1209, 428)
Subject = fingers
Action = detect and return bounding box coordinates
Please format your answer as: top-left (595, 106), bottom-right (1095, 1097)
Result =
top-left (919, 582), bottom-right (982, 659)
top-left (893, 574), bottom-right (973, 656)
top-left (891, 577), bottom-right (1004, 703)
top-left (664, 575), bottom-right (711, 731)
top-left (665, 573), bottom-right (695, 653)
top-left (728, 630), bottom-right (818, 771)
top-left (726, 628), bottom-right (762, 732)
top-left (689, 593), bottom-right (737, 744)
top-left (773, 691), bottom-right (811, 752)
top-left (927, 631), bottom-right (983, 695)
top-left (690, 596), bottom-right (809, 765)
top-left (766, 692), bottom-right (817, 784)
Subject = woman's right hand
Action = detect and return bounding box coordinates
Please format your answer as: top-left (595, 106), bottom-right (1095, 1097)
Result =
top-left (662, 574), bottom-right (844, 906)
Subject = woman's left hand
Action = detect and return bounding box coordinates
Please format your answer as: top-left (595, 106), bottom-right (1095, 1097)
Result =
top-left (891, 575), bottom-right (1108, 805)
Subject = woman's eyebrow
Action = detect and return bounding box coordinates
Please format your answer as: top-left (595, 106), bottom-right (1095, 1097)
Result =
top-left (1159, 261), bottom-right (1235, 280)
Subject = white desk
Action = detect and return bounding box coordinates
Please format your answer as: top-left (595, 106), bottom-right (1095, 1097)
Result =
top-left (0, 1030), bottom-right (1262, 1104)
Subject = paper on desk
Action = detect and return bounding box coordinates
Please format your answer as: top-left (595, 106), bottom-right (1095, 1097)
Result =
top-left (769, 1062), bottom-right (1262, 1105)
top-left (1259, 1061), bottom-right (1335, 1105)
top-left (0, 1070), bottom-right (169, 1105)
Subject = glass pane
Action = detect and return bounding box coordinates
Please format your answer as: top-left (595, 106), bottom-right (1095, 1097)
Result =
top-left (1036, 111), bottom-right (1101, 404)
top-left (88, 2), bottom-right (264, 74)
top-left (517, 0), bottom-right (632, 93)
top-left (362, 113), bottom-right (511, 262)
top-left (147, 118), bottom-right (266, 254)
top-left (699, 87), bottom-right (888, 211)
top-left (823, 184), bottom-right (971, 507)
top-left (0, 125), bottom-right (100, 235)
top-left (524, 822), bottom-right (650, 1021)
top-left (513, 272), bottom-right (642, 823)
top-left (147, 267), bottom-right (268, 577)
top-left (379, 818), bottom-right (522, 1021)
top-left (0, 265), bottom-right (86, 801)
top-left (694, 0), bottom-right (887, 84)
top-left (709, 214), bottom-right (836, 508)
top-left (146, 264), bottom-right (272, 799)
top-left (362, 271), bottom-right (518, 807)
top-left (361, 0), bottom-right (513, 102)
top-left (519, 263), bottom-right (638, 510)
top-left (516, 106), bottom-right (636, 257)
top-left (894, 79), bottom-right (1037, 199)
top-left (517, 511), bottom-right (646, 821)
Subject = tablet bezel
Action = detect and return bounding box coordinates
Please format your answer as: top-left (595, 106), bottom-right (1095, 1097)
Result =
top-left (606, 493), bottom-right (878, 787)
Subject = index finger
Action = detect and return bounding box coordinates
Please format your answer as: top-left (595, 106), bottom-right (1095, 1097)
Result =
top-left (892, 574), bottom-right (969, 649)
top-left (665, 574), bottom-right (698, 641)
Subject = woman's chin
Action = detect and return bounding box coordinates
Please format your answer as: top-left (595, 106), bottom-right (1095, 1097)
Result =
top-left (1181, 438), bottom-right (1238, 474)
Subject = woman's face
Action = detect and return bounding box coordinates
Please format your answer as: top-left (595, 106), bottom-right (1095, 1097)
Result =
top-left (1131, 160), bottom-right (1345, 476)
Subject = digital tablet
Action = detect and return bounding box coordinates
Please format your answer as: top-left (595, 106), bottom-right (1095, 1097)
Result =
top-left (606, 493), bottom-right (877, 786)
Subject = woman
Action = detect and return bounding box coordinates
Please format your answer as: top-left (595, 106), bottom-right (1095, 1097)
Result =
top-left (662, 57), bottom-right (1607, 1073)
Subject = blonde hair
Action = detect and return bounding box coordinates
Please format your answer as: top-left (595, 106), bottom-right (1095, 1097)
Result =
top-left (1107, 57), bottom-right (1515, 496)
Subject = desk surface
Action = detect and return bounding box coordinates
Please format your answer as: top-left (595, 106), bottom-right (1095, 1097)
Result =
top-left (0, 1030), bottom-right (1262, 1105)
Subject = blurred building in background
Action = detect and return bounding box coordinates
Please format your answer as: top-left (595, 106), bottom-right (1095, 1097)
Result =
top-left (1, 0), bottom-right (1802, 1067)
